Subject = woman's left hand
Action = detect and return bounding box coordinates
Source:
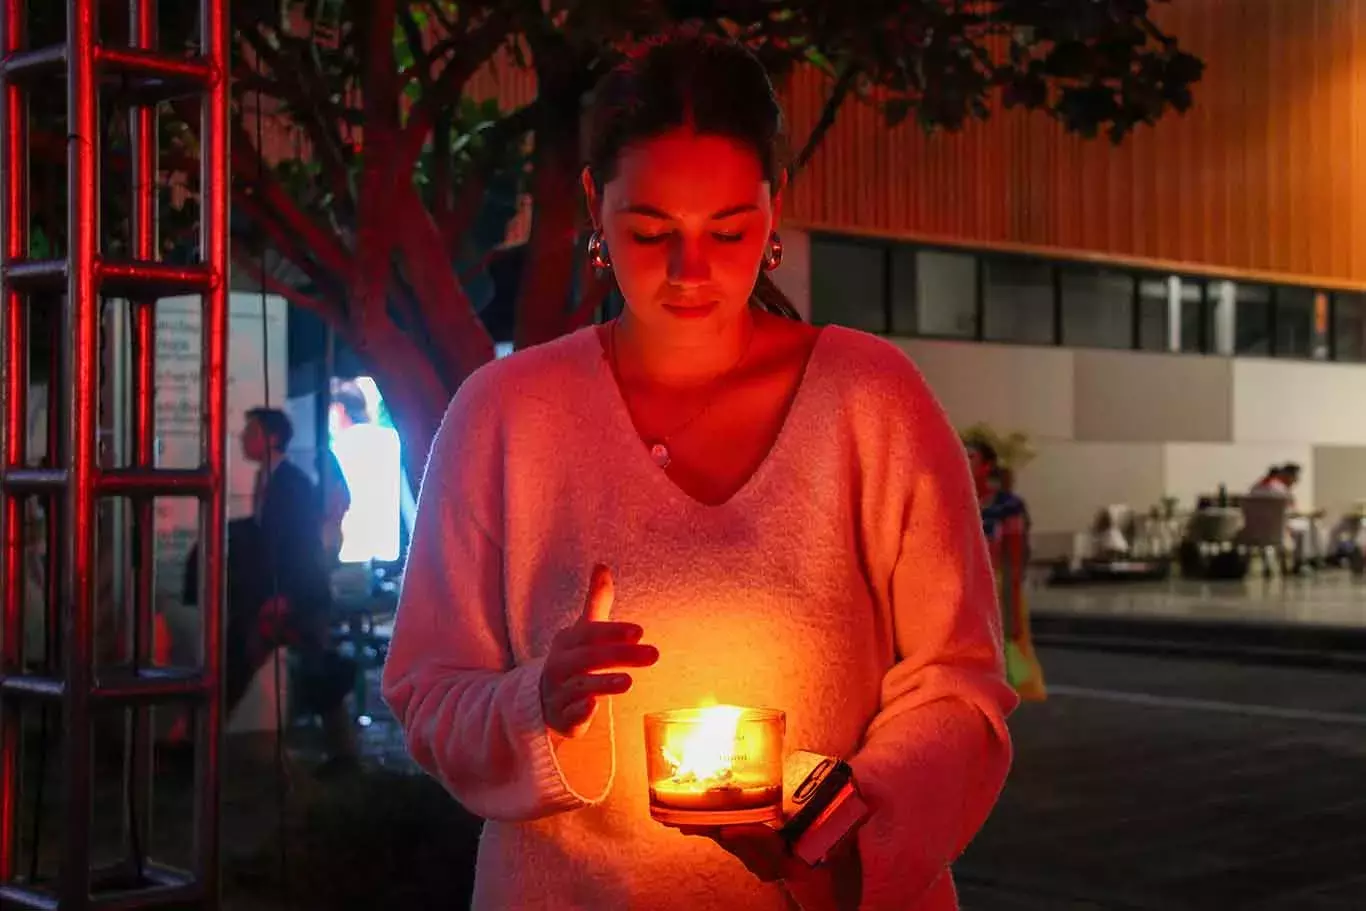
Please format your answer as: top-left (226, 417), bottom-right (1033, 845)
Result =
top-left (679, 824), bottom-right (859, 909)
top-left (679, 823), bottom-right (803, 882)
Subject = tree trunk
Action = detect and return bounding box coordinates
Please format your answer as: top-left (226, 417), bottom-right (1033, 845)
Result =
top-left (514, 107), bottom-right (586, 350)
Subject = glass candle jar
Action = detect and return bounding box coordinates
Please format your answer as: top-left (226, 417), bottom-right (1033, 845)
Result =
top-left (644, 705), bottom-right (785, 826)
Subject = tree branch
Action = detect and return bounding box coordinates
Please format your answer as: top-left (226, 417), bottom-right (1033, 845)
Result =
top-left (237, 26), bottom-right (356, 208)
top-left (396, 8), bottom-right (514, 170)
top-left (231, 249), bottom-right (348, 330)
top-left (397, 7), bottom-right (436, 95)
top-left (364, 0), bottom-right (401, 133)
top-left (231, 187), bottom-right (344, 303)
top-left (227, 115), bottom-right (354, 278)
top-left (789, 61), bottom-right (860, 178)
top-left (390, 181), bottom-right (496, 384)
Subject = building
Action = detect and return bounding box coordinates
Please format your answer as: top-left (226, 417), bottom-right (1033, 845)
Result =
top-left (756, 0), bottom-right (1366, 558)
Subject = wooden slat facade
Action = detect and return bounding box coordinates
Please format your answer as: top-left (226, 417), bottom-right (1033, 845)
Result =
top-left (288, 1), bottom-right (1364, 289)
top-left (781, 0), bottom-right (1366, 289)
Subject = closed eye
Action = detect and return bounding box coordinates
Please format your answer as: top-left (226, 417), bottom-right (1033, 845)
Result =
top-left (712, 232), bottom-right (745, 244)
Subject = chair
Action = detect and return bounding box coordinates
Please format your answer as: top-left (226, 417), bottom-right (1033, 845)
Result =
top-left (1237, 494), bottom-right (1291, 577)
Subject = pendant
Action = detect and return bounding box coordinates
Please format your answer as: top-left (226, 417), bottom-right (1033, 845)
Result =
top-left (649, 442), bottom-right (672, 469)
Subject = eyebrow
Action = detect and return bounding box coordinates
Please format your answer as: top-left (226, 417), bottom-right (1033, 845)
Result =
top-left (620, 203), bottom-right (760, 220)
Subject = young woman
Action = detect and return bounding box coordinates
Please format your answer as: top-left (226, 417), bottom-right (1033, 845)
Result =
top-left (383, 32), bottom-right (1017, 911)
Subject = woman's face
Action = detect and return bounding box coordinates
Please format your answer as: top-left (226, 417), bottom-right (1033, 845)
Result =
top-left (585, 129), bottom-right (780, 338)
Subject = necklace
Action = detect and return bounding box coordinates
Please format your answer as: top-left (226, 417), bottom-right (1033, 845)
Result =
top-left (608, 317), bottom-right (755, 470)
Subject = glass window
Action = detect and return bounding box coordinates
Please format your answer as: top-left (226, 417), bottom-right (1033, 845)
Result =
top-left (913, 250), bottom-right (978, 338)
top-left (1060, 267), bottom-right (1133, 349)
top-left (1274, 287), bottom-right (1317, 359)
top-left (888, 248), bottom-right (916, 336)
top-left (1233, 283), bottom-right (1272, 355)
top-left (982, 258), bottom-right (1054, 345)
top-left (1177, 279), bottom-right (1208, 353)
top-left (809, 238), bottom-right (887, 332)
top-left (1334, 292), bottom-right (1366, 363)
top-left (1137, 278), bottom-right (1171, 351)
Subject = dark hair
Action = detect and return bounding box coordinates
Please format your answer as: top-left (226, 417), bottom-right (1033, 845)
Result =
top-left (246, 407), bottom-right (293, 451)
top-left (584, 30), bottom-right (801, 321)
top-left (332, 381), bottom-right (369, 425)
top-left (968, 440), bottom-right (999, 466)
top-left (1279, 462), bottom-right (1302, 476)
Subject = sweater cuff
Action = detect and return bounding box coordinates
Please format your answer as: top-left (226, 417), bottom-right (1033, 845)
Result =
top-left (514, 655), bottom-right (616, 813)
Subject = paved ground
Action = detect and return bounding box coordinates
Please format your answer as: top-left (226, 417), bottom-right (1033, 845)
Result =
top-left (1032, 570), bottom-right (1366, 629)
top-left (955, 646), bottom-right (1366, 910)
top-left (13, 612), bottom-right (1366, 909)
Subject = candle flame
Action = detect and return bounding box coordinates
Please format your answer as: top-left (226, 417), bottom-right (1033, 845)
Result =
top-left (661, 704), bottom-right (746, 786)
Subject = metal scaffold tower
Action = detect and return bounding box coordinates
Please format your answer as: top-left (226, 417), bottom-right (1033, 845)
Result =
top-left (0, 0), bottom-right (229, 907)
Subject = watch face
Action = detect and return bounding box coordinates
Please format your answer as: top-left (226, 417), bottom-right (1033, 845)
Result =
top-left (793, 758), bottom-right (835, 804)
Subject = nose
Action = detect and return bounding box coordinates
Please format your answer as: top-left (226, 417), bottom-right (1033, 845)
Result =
top-left (667, 235), bottom-right (711, 287)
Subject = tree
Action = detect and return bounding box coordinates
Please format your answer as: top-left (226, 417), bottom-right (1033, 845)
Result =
top-left (28, 1), bottom-right (1203, 478)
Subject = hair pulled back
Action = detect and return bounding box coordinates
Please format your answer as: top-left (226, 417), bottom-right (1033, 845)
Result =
top-left (584, 31), bottom-right (802, 320)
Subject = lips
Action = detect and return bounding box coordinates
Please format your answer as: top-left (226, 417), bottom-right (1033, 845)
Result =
top-left (662, 300), bottom-right (719, 318)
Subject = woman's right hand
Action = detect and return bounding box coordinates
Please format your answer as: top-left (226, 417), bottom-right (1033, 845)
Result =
top-left (541, 565), bottom-right (658, 739)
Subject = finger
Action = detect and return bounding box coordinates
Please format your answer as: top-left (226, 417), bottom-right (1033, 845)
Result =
top-left (717, 823), bottom-right (785, 842)
top-left (558, 696), bottom-right (595, 729)
top-left (554, 643), bottom-right (659, 680)
top-left (712, 833), bottom-right (789, 883)
top-left (557, 621), bottom-right (644, 648)
top-left (551, 672), bottom-right (633, 704)
top-left (579, 564), bottom-right (614, 625)
top-left (675, 825), bottom-right (720, 838)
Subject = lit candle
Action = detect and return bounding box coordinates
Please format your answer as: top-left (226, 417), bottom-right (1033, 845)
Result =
top-left (644, 705), bottom-right (785, 826)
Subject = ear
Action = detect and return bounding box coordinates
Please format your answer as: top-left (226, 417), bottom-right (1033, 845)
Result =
top-left (770, 170), bottom-right (787, 229)
top-left (581, 167), bottom-right (603, 231)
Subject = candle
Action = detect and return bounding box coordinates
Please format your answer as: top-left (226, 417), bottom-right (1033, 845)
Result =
top-left (644, 705), bottom-right (785, 826)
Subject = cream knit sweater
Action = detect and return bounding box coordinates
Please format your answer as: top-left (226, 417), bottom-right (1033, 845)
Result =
top-left (382, 325), bottom-right (1017, 910)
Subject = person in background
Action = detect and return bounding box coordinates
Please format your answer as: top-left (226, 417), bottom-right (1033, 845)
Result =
top-left (329, 380), bottom-right (403, 565)
top-left (965, 439), bottom-right (1045, 701)
top-left (1249, 463), bottom-right (1323, 572)
top-left (242, 407), bottom-right (359, 774)
top-left (966, 441), bottom-right (1030, 541)
top-left (320, 445), bottom-right (351, 568)
top-left (1251, 463), bottom-right (1287, 496)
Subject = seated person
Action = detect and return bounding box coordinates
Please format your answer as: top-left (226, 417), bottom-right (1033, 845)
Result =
top-left (1249, 463), bottom-right (1324, 570)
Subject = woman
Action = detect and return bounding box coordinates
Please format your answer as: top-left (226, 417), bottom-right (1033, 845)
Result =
top-left (382, 32), bottom-right (1016, 911)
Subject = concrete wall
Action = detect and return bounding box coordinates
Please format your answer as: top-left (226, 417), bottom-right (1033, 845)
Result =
top-left (895, 339), bottom-right (1366, 557)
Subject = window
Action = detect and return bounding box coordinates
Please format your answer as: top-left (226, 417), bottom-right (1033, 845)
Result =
top-left (1233, 283), bottom-right (1272, 355)
top-left (888, 248), bottom-right (917, 336)
top-left (1137, 278), bottom-right (1171, 351)
top-left (1274, 287), bottom-right (1318, 359)
top-left (1334, 293), bottom-right (1366, 362)
top-left (982, 258), bottom-right (1054, 345)
top-left (913, 250), bottom-right (977, 338)
top-left (1177, 279), bottom-right (1209, 353)
top-left (809, 238), bottom-right (887, 332)
top-left (1060, 267), bottom-right (1134, 349)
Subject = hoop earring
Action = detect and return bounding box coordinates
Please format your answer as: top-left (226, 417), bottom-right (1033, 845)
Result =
top-left (762, 232), bottom-right (783, 271)
top-left (587, 231), bottom-right (612, 272)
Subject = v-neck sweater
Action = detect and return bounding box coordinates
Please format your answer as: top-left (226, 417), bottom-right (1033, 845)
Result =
top-left (382, 324), bottom-right (1018, 911)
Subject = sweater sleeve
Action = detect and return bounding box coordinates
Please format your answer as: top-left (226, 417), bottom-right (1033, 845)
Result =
top-left (846, 373), bottom-right (1019, 910)
top-left (380, 379), bottom-right (614, 822)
